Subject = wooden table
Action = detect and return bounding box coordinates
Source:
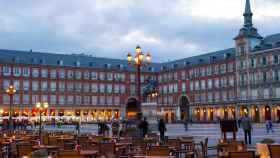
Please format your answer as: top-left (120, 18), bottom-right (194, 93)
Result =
top-left (79, 150), bottom-right (98, 158)
top-left (32, 145), bottom-right (60, 155)
top-left (132, 156), bottom-right (175, 158)
top-left (218, 151), bottom-right (260, 158)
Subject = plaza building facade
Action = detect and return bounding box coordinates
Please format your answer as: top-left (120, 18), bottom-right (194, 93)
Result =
top-left (0, 0), bottom-right (280, 123)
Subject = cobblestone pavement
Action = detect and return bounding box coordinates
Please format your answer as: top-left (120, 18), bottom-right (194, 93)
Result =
top-left (41, 123), bottom-right (280, 146)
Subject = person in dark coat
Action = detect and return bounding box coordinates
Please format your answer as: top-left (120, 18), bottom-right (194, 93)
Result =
top-left (139, 117), bottom-right (149, 137)
top-left (158, 119), bottom-right (166, 141)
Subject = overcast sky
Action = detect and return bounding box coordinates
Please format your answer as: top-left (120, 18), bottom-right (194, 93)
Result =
top-left (0, 0), bottom-right (279, 62)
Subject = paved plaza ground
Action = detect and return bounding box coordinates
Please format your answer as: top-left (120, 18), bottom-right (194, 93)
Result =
top-left (40, 123), bottom-right (280, 146)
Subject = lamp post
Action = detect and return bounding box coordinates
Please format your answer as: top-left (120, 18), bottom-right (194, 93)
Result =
top-left (36, 102), bottom-right (48, 144)
top-left (127, 45), bottom-right (152, 109)
top-left (6, 85), bottom-right (16, 131)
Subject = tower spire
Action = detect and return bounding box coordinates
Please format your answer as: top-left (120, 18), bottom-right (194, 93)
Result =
top-left (243, 0), bottom-right (253, 27)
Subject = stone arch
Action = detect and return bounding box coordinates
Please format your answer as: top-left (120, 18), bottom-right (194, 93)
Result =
top-left (265, 106), bottom-right (271, 121)
top-left (178, 95), bottom-right (190, 121)
top-left (126, 97), bottom-right (141, 120)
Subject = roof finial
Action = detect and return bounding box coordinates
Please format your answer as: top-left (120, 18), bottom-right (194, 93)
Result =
top-left (245, 0), bottom-right (252, 14)
top-left (243, 0), bottom-right (253, 27)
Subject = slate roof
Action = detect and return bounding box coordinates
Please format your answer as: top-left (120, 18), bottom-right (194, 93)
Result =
top-left (160, 48), bottom-right (235, 71)
top-left (0, 49), bottom-right (161, 72)
top-left (0, 33), bottom-right (280, 72)
top-left (252, 33), bottom-right (280, 52)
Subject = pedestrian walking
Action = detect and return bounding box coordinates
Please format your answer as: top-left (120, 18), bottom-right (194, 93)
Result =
top-left (76, 121), bottom-right (80, 135)
top-left (241, 114), bottom-right (252, 145)
top-left (138, 117), bottom-right (149, 137)
top-left (266, 119), bottom-right (274, 133)
top-left (238, 118), bottom-right (241, 128)
top-left (158, 119), bottom-right (166, 142)
top-left (111, 120), bottom-right (119, 137)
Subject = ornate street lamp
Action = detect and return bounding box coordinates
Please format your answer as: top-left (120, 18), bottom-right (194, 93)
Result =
top-left (36, 102), bottom-right (49, 144)
top-left (127, 45), bottom-right (152, 105)
top-left (6, 85), bottom-right (16, 131)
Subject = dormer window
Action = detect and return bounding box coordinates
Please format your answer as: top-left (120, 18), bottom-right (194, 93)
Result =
top-left (173, 64), bottom-right (178, 69)
top-left (148, 67), bottom-right (154, 72)
top-left (184, 61), bottom-right (190, 66)
top-left (199, 59), bottom-right (203, 63)
top-left (31, 58), bottom-right (37, 64)
top-left (224, 53), bottom-right (231, 59)
top-left (75, 61), bottom-right (80, 67)
top-left (39, 59), bottom-right (45, 64)
top-left (57, 60), bottom-right (63, 66)
top-left (89, 62), bottom-right (94, 67)
top-left (12, 57), bottom-right (20, 63)
top-left (161, 66), bottom-right (166, 71)
top-left (105, 64), bottom-right (111, 69)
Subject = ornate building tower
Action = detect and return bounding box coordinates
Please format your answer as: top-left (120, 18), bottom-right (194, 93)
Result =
top-left (234, 0), bottom-right (263, 117)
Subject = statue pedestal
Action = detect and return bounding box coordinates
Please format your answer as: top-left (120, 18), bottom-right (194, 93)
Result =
top-left (142, 102), bottom-right (158, 124)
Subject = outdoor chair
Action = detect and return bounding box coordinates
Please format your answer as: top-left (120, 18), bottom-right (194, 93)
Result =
top-left (58, 150), bottom-right (85, 158)
top-left (16, 142), bottom-right (33, 158)
top-left (147, 146), bottom-right (170, 156)
top-left (229, 151), bottom-right (255, 158)
top-left (268, 144), bottom-right (280, 158)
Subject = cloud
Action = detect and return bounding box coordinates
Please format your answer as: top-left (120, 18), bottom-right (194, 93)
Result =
top-left (0, 0), bottom-right (279, 62)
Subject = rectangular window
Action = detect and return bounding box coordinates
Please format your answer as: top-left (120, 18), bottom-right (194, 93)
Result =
top-left (251, 89), bottom-right (258, 99)
top-left (91, 96), bottom-right (97, 105)
top-left (251, 58), bottom-right (256, 68)
top-left (3, 94), bottom-right (10, 104)
top-left (3, 79), bottom-right (10, 89)
top-left (75, 71), bottom-right (81, 79)
top-left (276, 87), bottom-right (280, 98)
top-left (13, 94), bottom-right (20, 104)
top-left (182, 82), bottom-right (186, 92)
top-left (59, 69), bottom-right (65, 78)
top-left (32, 68), bottom-right (39, 77)
top-left (67, 82), bottom-right (74, 91)
top-left (195, 81), bottom-right (200, 90)
top-left (32, 95), bottom-right (39, 104)
top-left (264, 88), bottom-right (269, 99)
top-left (99, 72), bottom-right (105, 80)
top-left (207, 66), bottom-right (212, 76)
top-left (59, 81), bottom-right (65, 92)
top-left (107, 84), bottom-right (112, 93)
top-left (3, 66), bottom-right (11, 76)
top-left (59, 96), bottom-right (65, 105)
top-left (99, 84), bottom-right (105, 93)
top-left (91, 71), bottom-right (98, 80)
top-left (67, 95), bottom-right (74, 105)
top-left (208, 92), bottom-right (213, 102)
top-left (41, 81), bottom-right (48, 91)
top-left (67, 70), bottom-right (74, 79)
top-left (207, 79), bottom-right (212, 89)
top-left (215, 78), bottom-right (220, 88)
top-left (22, 67), bottom-right (30, 77)
top-left (50, 95), bottom-right (57, 104)
top-left (114, 84), bottom-right (120, 93)
top-left (107, 73), bottom-right (113, 81)
top-left (13, 67), bottom-right (21, 77)
top-left (91, 84), bottom-right (98, 93)
top-left (83, 96), bottom-right (90, 105)
top-left (32, 81), bottom-right (39, 91)
top-left (41, 69), bottom-right (48, 78)
top-left (75, 95), bottom-right (82, 105)
top-left (42, 95), bottom-right (48, 102)
top-left (273, 55), bottom-right (279, 64)
top-left (75, 82), bottom-right (81, 92)
top-left (23, 80), bottom-right (29, 91)
top-left (83, 83), bottom-right (90, 92)
top-left (201, 80), bottom-right (206, 90)
top-left (83, 71), bottom-right (90, 79)
top-left (130, 74), bottom-right (135, 82)
top-left (50, 82), bottom-right (57, 91)
top-left (120, 85), bottom-right (125, 94)
top-left (51, 70), bottom-right (56, 78)
top-left (190, 82), bottom-right (194, 91)
top-left (262, 57), bottom-right (267, 66)
top-left (23, 95), bottom-right (29, 104)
